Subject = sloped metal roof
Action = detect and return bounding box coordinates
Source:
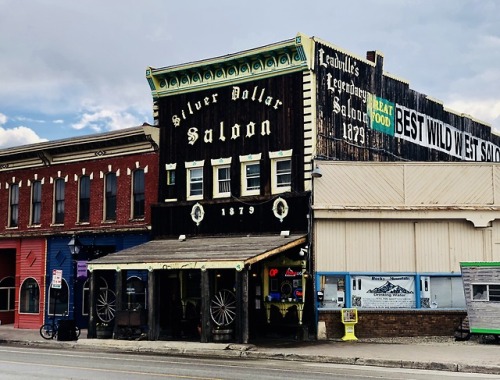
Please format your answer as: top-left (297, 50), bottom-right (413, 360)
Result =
top-left (88, 234), bottom-right (307, 271)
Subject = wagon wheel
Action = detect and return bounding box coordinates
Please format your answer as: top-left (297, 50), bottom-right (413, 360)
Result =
top-left (96, 289), bottom-right (116, 323)
top-left (210, 289), bottom-right (236, 327)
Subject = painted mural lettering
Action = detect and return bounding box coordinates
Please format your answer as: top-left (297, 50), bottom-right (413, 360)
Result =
top-left (171, 93), bottom-right (219, 127)
top-left (231, 86), bottom-right (283, 109)
top-left (333, 97), bottom-right (368, 125)
top-left (186, 120), bottom-right (271, 145)
top-left (318, 48), bottom-right (360, 77)
top-left (325, 73), bottom-right (367, 103)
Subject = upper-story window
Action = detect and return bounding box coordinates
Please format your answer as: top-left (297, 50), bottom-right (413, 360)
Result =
top-left (270, 149), bottom-right (293, 194)
top-left (79, 175), bottom-right (91, 223)
top-left (185, 161), bottom-right (204, 201)
top-left (105, 172), bottom-right (117, 221)
top-left (31, 180), bottom-right (42, 225)
top-left (211, 158), bottom-right (232, 198)
top-left (240, 153), bottom-right (261, 196)
top-left (166, 164), bottom-right (176, 186)
top-left (54, 178), bottom-right (65, 224)
top-left (9, 183), bottom-right (19, 228)
top-left (132, 169), bottom-right (145, 219)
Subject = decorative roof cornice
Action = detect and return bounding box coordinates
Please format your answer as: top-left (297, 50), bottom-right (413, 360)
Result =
top-left (146, 33), bottom-right (312, 99)
top-left (0, 123), bottom-right (159, 171)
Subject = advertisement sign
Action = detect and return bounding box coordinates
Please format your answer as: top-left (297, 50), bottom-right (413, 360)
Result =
top-left (351, 275), bottom-right (415, 309)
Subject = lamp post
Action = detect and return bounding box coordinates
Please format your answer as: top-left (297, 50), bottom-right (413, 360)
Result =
top-left (310, 163), bottom-right (322, 339)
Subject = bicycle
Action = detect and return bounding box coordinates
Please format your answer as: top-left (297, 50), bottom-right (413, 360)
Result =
top-left (39, 313), bottom-right (81, 340)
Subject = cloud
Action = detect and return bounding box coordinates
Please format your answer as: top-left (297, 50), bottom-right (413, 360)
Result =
top-left (0, 112), bottom-right (7, 126)
top-left (0, 126), bottom-right (48, 149)
top-left (71, 106), bottom-right (147, 132)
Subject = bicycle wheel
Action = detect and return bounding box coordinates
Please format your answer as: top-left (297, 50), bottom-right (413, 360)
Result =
top-left (40, 324), bottom-right (56, 340)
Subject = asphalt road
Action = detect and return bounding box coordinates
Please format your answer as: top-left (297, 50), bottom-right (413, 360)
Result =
top-left (0, 345), bottom-right (498, 380)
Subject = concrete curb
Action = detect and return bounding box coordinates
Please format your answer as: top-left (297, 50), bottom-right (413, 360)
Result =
top-left (2, 339), bottom-right (500, 375)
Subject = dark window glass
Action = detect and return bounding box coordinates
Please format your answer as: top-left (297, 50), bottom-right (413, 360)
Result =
top-left (48, 281), bottom-right (69, 315)
top-left (133, 169), bottom-right (145, 218)
top-left (9, 184), bottom-right (19, 227)
top-left (32, 181), bottom-right (42, 225)
top-left (0, 277), bottom-right (15, 311)
top-left (276, 159), bottom-right (292, 187)
top-left (246, 163), bottom-right (260, 191)
top-left (105, 173), bottom-right (117, 220)
top-left (54, 178), bottom-right (65, 224)
top-left (20, 278), bottom-right (39, 313)
top-left (79, 176), bottom-right (90, 222)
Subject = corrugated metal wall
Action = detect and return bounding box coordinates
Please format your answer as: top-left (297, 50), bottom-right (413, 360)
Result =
top-left (316, 220), bottom-right (491, 273)
top-left (314, 162), bottom-right (500, 274)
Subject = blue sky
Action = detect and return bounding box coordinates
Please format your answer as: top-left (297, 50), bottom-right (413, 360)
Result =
top-left (1, 0), bottom-right (499, 148)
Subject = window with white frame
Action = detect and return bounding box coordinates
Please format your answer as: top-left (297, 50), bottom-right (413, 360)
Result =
top-left (9, 183), bottom-right (19, 228)
top-left (185, 161), bottom-right (204, 200)
top-left (0, 277), bottom-right (15, 311)
top-left (211, 158), bottom-right (232, 198)
top-left (270, 150), bottom-right (292, 194)
top-left (31, 180), bottom-right (42, 225)
top-left (240, 153), bottom-right (261, 196)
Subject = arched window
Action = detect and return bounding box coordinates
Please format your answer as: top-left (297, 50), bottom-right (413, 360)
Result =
top-left (126, 276), bottom-right (146, 310)
top-left (82, 277), bottom-right (109, 316)
top-left (0, 277), bottom-right (15, 311)
top-left (19, 278), bottom-right (39, 313)
top-left (47, 279), bottom-right (69, 316)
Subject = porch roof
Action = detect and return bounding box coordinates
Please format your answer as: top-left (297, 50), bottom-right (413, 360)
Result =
top-left (88, 234), bottom-right (307, 272)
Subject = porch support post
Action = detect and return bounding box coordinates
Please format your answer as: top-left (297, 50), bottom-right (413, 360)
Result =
top-left (235, 270), bottom-right (249, 344)
top-left (147, 270), bottom-right (158, 340)
top-left (87, 270), bottom-right (97, 338)
top-left (114, 270), bottom-right (124, 337)
top-left (200, 269), bottom-right (211, 343)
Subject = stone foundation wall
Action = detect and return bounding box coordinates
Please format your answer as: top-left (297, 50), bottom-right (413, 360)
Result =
top-left (318, 309), bottom-right (467, 339)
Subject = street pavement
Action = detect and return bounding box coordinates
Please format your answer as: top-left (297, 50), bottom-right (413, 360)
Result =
top-left (1, 324), bottom-right (500, 376)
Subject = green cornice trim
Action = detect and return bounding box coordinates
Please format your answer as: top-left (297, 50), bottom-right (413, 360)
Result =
top-left (146, 33), bottom-right (311, 98)
top-left (461, 262), bottom-right (500, 267)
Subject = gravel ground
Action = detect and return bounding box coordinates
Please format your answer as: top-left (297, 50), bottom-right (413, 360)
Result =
top-left (357, 334), bottom-right (500, 345)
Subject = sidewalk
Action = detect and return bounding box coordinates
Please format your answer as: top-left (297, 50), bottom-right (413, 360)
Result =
top-left (1, 324), bottom-right (500, 376)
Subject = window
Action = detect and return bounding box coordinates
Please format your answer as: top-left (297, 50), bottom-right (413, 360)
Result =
top-left (185, 161), bottom-right (204, 200)
top-left (420, 276), bottom-right (465, 308)
top-left (240, 154), bottom-right (261, 196)
top-left (133, 169), bottom-right (145, 219)
top-left (105, 172), bottom-right (117, 221)
top-left (126, 276), bottom-right (147, 310)
top-left (9, 183), bottom-right (19, 227)
top-left (48, 280), bottom-right (69, 316)
top-left (79, 176), bottom-right (90, 223)
top-left (82, 277), bottom-right (109, 316)
top-left (166, 164), bottom-right (176, 186)
top-left (31, 181), bottom-right (42, 225)
top-left (270, 150), bottom-right (292, 194)
top-left (54, 178), bottom-right (65, 224)
top-left (0, 277), bottom-right (15, 311)
top-left (472, 284), bottom-right (500, 302)
top-left (19, 278), bottom-right (39, 313)
top-left (211, 158), bottom-right (232, 198)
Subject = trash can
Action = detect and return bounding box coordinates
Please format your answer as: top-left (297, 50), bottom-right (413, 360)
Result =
top-left (57, 319), bottom-right (78, 341)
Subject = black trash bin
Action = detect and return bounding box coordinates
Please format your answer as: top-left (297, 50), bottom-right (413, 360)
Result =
top-left (57, 320), bottom-right (78, 341)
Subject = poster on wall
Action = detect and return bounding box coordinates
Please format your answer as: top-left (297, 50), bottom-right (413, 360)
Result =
top-left (351, 275), bottom-right (415, 309)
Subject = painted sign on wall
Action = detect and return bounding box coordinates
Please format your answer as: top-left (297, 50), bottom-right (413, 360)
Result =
top-left (316, 42), bottom-right (500, 162)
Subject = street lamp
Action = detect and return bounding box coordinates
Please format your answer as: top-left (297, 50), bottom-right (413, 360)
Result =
top-left (68, 234), bottom-right (83, 257)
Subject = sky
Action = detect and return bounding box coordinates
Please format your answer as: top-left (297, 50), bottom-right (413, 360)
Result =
top-left (1, 0), bottom-right (499, 149)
